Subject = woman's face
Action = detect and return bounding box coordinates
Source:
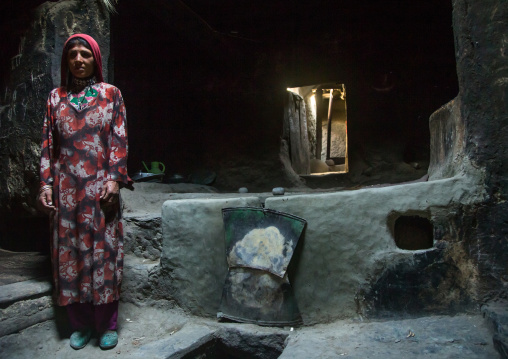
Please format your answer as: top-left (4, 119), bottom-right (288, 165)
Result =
top-left (67, 44), bottom-right (95, 79)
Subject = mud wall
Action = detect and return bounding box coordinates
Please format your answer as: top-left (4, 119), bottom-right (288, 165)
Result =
top-left (159, 173), bottom-right (484, 323)
top-left (156, 0), bottom-right (508, 321)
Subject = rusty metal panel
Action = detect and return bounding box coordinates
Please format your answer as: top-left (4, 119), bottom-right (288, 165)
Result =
top-left (218, 207), bottom-right (306, 326)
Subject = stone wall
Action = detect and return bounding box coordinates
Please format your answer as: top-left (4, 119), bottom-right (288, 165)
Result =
top-left (449, 0), bottom-right (508, 300)
top-left (0, 0), bottom-right (110, 219)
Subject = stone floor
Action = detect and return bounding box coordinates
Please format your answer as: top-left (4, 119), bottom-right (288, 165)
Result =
top-left (0, 249), bottom-right (50, 286)
top-left (0, 301), bottom-right (502, 358)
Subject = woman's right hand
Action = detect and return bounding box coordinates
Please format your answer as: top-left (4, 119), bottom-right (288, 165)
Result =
top-left (39, 188), bottom-right (55, 214)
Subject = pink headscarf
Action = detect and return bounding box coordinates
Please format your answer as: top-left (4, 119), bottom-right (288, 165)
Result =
top-left (60, 33), bottom-right (104, 86)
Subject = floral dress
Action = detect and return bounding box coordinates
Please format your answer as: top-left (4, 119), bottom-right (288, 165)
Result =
top-left (40, 82), bottom-right (130, 306)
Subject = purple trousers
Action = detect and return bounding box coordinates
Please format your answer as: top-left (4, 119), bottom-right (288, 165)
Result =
top-left (66, 301), bottom-right (119, 332)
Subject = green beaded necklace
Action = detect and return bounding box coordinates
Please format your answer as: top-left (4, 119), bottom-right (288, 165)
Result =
top-left (69, 77), bottom-right (98, 111)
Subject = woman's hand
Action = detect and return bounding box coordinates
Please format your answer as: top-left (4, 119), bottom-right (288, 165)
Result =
top-left (100, 180), bottom-right (120, 206)
top-left (38, 188), bottom-right (55, 215)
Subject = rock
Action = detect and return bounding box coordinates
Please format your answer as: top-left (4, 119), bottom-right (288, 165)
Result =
top-left (272, 187), bottom-right (285, 195)
top-left (309, 159), bottom-right (329, 173)
top-left (481, 300), bottom-right (508, 333)
top-left (481, 299), bottom-right (508, 359)
top-left (238, 187), bottom-right (248, 193)
top-left (122, 255), bottom-right (160, 304)
top-left (123, 214), bottom-right (162, 261)
top-left (216, 326), bottom-right (287, 358)
top-left (0, 278), bottom-right (54, 337)
top-left (0, 278), bottom-right (52, 305)
top-left (0, 297), bottom-right (54, 337)
top-left (136, 324), bottom-right (287, 358)
top-left (494, 334), bottom-right (508, 359)
top-left (135, 324), bottom-right (216, 358)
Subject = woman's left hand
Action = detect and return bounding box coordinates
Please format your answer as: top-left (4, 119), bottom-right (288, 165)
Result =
top-left (100, 180), bottom-right (120, 205)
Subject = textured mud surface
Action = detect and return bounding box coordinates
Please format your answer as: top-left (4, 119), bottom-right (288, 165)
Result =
top-left (0, 303), bottom-right (499, 359)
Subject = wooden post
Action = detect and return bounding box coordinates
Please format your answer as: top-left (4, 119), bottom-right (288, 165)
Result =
top-left (326, 89), bottom-right (334, 160)
top-left (315, 89), bottom-right (323, 159)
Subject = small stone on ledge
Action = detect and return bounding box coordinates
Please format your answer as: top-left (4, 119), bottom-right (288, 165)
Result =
top-left (272, 187), bottom-right (285, 195)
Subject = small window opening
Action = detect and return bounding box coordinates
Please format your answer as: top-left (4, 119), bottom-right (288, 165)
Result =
top-left (285, 83), bottom-right (348, 175)
top-left (393, 215), bottom-right (433, 250)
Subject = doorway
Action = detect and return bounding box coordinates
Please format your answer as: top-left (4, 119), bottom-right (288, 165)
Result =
top-left (285, 83), bottom-right (348, 175)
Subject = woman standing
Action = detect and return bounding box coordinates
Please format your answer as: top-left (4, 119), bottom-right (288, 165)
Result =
top-left (38, 34), bottom-right (131, 350)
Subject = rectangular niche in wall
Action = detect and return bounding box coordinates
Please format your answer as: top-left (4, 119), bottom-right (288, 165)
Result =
top-left (285, 83), bottom-right (348, 175)
top-left (393, 215), bottom-right (434, 250)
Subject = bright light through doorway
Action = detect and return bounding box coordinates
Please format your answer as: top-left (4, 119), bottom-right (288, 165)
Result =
top-left (287, 83), bottom-right (348, 175)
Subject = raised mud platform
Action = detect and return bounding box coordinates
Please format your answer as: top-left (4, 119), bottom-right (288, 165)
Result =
top-left (118, 164), bottom-right (485, 327)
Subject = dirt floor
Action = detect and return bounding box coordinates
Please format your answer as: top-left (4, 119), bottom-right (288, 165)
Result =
top-left (0, 302), bottom-right (499, 358)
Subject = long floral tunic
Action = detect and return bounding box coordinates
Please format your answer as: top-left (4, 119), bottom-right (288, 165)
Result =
top-left (40, 82), bottom-right (130, 306)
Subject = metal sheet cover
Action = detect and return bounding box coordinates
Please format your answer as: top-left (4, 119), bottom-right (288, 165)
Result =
top-left (218, 207), bottom-right (306, 326)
